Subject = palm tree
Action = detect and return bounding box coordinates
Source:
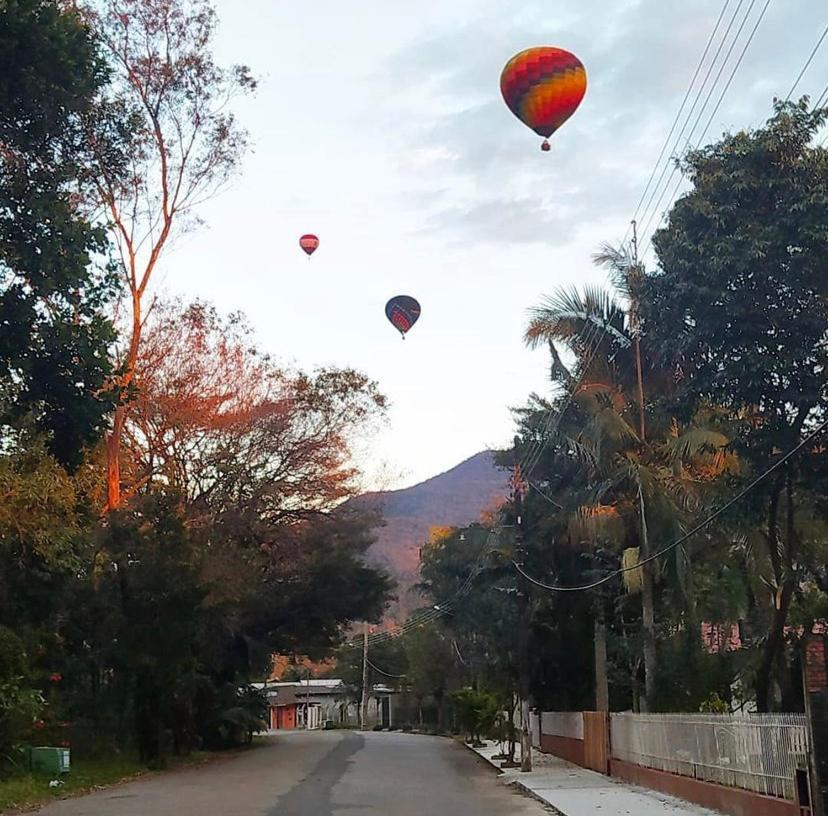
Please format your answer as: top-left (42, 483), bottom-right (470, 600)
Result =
top-left (524, 250), bottom-right (734, 711)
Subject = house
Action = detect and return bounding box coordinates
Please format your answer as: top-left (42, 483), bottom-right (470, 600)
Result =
top-left (253, 679), bottom-right (399, 730)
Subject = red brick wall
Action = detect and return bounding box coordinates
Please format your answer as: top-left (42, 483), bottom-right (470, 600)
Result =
top-left (806, 636), bottom-right (827, 693)
top-left (610, 759), bottom-right (799, 816)
top-left (539, 734), bottom-right (585, 767)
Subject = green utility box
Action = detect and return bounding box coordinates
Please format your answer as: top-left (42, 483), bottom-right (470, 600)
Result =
top-left (26, 747), bottom-right (70, 775)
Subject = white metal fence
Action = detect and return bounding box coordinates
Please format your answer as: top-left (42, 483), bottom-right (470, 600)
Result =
top-left (610, 712), bottom-right (809, 801)
top-left (540, 711), bottom-right (584, 741)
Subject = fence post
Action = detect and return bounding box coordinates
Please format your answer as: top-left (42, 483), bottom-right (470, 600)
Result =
top-left (804, 632), bottom-right (827, 816)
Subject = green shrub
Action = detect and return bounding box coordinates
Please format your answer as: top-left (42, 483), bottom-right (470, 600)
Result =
top-left (0, 627), bottom-right (43, 773)
top-left (449, 688), bottom-right (500, 743)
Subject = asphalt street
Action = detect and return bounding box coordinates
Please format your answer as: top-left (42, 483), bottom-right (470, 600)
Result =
top-left (33, 731), bottom-right (550, 816)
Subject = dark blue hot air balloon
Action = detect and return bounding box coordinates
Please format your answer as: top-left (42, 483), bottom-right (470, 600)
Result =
top-left (385, 296), bottom-right (421, 339)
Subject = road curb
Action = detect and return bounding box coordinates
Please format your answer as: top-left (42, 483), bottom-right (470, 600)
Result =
top-left (459, 741), bottom-right (564, 815)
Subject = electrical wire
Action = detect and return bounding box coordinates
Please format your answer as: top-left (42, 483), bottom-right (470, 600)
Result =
top-left (352, 323), bottom-right (617, 647)
top-left (392, 306), bottom-right (641, 640)
top-left (622, 0), bottom-right (734, 248)
top-left (639, 0), bottom-right (774, 260)
top-left (697, 0), bottom-right (774, 145)
top-left (637, 0), bottom-right (765, 246)
top-left (516, 319), bottom-right (603, 476)
top-left (785, 22), bottom-right (828, 101)
top-left (355, 261), bottom-right (653, 648)
top-left (634, 0), bottom-right (752, 241)
top-left (513, 416), bottom-right (828, 593)
top-left (366, 658), bottom-right (407, 679)
top-left (523, 320), bottom-right (611, 476)
top-left (365, 259), bottom-right (657, 648)
top-left (528, 480), bottom-right (564, 509)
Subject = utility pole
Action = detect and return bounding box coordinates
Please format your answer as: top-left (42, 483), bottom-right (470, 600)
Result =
top-left (513, 438), bottom-right (533, 772)
top-left (630, 220), bottom-right (656, 712)
top-left (360, 626), bottom-right (370, 730)
top-left (305, 667), bottom-right (311, 730)
top-left (630, 219), bottom-right (646, 443)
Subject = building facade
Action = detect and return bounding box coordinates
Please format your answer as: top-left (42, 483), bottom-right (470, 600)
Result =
top-left (255, 680), bottom-right (398, 730)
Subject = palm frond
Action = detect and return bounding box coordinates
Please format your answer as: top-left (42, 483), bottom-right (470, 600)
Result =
top-left (592, 242), bottom-right (636, 299)
top-left (568, 503), bottom-right (625, 546)
top-left (564, 435), bottom-right (600, 471)
top-left (664, 428), bottom-right (729, 464)
top-left (580, 405), bottom-right (640, 454)
top-left (573, 382), bottom-right (627, 413)
top-left (525, 286), bottom-right (631, 351)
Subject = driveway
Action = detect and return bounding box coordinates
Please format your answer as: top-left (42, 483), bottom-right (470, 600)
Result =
top-left (33, 731), bottom-right (549, 815)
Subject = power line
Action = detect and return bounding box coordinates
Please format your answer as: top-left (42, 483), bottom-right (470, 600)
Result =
top-left (623, 0), bottom-right (734, 247)
top-left (634, 0), bottom-right (752, 241)
top-left (697, 0), bottom-right (774, 145)
top-left (529, 480), bottom-right (564, 509)
top-left (638, 0), bottom-right (764, 246)
top-left (518, 319), bottom-right (604, 476)
top-left (514, 416), bottom-right (828, 594)
top-left (366, 658), bottom-right (407, 679)
top-left (523, 318), bottom-right (613, 476)
top-left (785, 22), bottom-right (828, 101)
top-left (366, 255), bottom-right (654, 647)
top-left (358, 271), bottom-right (644, 647)
top-left (640, 0), bottom-right (774, 260)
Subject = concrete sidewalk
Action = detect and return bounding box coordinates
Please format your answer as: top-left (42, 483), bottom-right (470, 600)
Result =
top-left (470, 742), bottom-right (721, 816)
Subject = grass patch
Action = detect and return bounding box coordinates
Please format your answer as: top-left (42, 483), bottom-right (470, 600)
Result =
top-left (0, 750), bottom-right (218, 813)
top-left (0, 754), bottom-right (144, 813)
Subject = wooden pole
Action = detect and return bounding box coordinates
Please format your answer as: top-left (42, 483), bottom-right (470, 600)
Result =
top-left (360, 627), bottom-right (369, 730)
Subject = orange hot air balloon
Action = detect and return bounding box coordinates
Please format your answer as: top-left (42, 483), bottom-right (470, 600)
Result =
top-left (299, 234), bottom-right (319, 257)
top-left (500, 47), bottom-right (587, 151)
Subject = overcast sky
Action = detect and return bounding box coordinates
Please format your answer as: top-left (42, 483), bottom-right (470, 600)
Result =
top-left (155, 0), bottom-right (828, 490)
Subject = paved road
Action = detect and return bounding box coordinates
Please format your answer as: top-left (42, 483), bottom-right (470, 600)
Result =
top-left (34, 731), bottom-right (550, 816)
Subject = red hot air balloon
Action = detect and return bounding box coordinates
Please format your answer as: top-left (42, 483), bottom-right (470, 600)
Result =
top-left (385, 296), bottom-right (421, 339)
top-left (299, 234), bottom-right (319, 257)
top-left (500, 47), bottom-right (587, 151)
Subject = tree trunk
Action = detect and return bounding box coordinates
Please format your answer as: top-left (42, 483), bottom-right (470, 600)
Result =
top-left (106, 406), bottom-right (126, 510)
top-left (520, 696), bottom-right (532, 771)
top-left (594, 609), bottom-right (609, 712)
top-left (641, 570), bottom-right (657, 711)
top-left (638, 485), bottom-right (657, 712)
top-left (517, 589), bottom-right (533, 771)
top-left (105, 290), bottom-right (144, 512)
top-left (755, 471), bottom-right (797, 712)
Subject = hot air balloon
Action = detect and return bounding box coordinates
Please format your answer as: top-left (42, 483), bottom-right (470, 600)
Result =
top-left (299, 234), bottom-right (319, 257)
top-left (500, 47), bottom-right (587, 151)
top-left (385, 296), bottom-right (421, 339)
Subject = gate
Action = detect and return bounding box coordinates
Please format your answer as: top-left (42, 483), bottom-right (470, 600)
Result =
top-left (584, 711), bottom-right (610, 774)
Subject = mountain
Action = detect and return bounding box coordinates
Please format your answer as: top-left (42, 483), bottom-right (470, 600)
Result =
top-left (355, 451), bottom-right (510, 619)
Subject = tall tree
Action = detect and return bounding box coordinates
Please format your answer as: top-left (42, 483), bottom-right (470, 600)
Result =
top-left (642, 100), bottom-right (828, 711)
top-left (0, 0), bottom-right (119, 467)
top-left (81, 0), bottom-right (255, 508)
top-left (122, 300), bottom-right (387, 517)
top-left (523, 279), bottom-right (735, 711)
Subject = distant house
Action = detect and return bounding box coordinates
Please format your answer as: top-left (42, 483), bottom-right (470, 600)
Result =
top-left (701, 620), bottom-right (827, 655)
top-left (253, 679), bottom-right (399, 730)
